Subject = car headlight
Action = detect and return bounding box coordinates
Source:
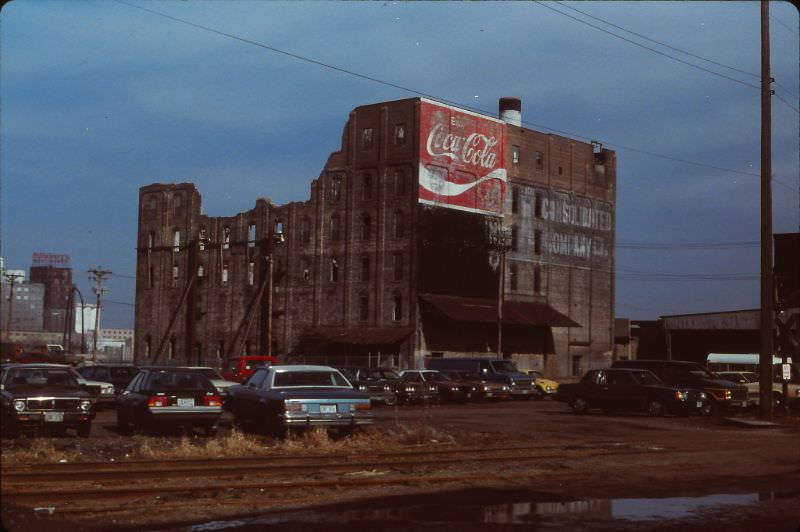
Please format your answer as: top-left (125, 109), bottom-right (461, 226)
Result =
top-left (79, 400), bottom-right (92, 412)
top-left (358, 384), bottom-right (367, 391)
top-left (13, 400), bottom-right (26, 412)
top-left (698, 392), bottom-right (707, 400)
top-left (384, 385), bottom-right (391, 392)
top-left (405, 386), bottom-right (414, 392)
top-left (502, 385), bottom-right (510, 391)
top-left (545, 385), bottom-right (552, 392)
top-left (101, 386), bottom-right (115, 395)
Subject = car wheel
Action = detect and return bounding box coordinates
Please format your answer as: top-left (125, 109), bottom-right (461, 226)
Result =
top-left (647, 400), bottom-right (665, 417)
top-left (572, 397), bottom-right (589, 414)
top-left (77, 422), bottom-right (91, 438)
top-left (535, 387), bottom-right (546, 401)
top-left (384, 395), bottom-right (398, 407)
top-left (202, 425), bottom-right (218, 437)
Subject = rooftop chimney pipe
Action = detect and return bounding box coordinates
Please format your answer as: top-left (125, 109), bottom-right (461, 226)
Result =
top-left (499, 97), bottom-right (522, 127)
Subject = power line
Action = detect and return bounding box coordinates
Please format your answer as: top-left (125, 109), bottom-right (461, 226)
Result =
top-left (616, 240), bottom-right (759, 250)
top-left (552, 1), bottom-right (798, 104)
top-left (114, 0), bottom-right (798, 195)
top-left (774, 93), bottom-right (800, 115)
top-left (532, 1), bottom-right (760, 90)
top-left (554, 1), bottom-right (760, 80)
top-left (771, 13), bottom-right (798, 36)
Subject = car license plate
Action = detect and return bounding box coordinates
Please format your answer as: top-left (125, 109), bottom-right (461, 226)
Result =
top-left (177, 398), bottom-right (195, 407)
top-left (44, 412), bottom-right (64, 423)
top-left (319, 404), bottom-right (336, 413)
top-left (696, 401), bottom-right (703, 408)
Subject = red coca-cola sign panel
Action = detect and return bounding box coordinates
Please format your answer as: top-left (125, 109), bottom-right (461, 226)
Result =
top-left (418, 99), bottom-right (507, 216)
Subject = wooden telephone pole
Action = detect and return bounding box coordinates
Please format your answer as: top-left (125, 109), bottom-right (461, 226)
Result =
top-left (759, 0), bottom-right (774, 420)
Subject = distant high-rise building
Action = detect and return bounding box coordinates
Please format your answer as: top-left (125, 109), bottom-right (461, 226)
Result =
top-left (29, 253), bottom-right (73, 333)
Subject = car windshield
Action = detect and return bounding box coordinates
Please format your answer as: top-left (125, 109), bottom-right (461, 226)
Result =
top-left (686, 364), bottom-right (717, 378)
top-left (491, 360), bottom-right (518, 373)
top-left (370, 369), bottom-right (399, 380)
top-left (195, 368), bottom-right (223, 380)
top-left (630, 370), bottom-right (662, 386)
top-left (273, 371), bottom-right (350, 387)
top-left (149, 371), bottom-right (212, 391)
top-left (111, 367), bottom-right (138, 379)
top-left (4, 368), bottom-right (79, 389)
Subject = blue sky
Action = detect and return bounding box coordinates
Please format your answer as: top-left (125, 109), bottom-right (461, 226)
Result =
top-left (1, 0), bottom-right (798, 328)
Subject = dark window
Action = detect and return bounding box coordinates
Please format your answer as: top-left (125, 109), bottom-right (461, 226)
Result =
top-left (535, 151), bottom-right (543, 170)
top-left (395, 170), bottom-right (407, 196)
top-left (392, 294), bottom-right (403, 321)
top-left (148, 266), bottom-right (154, 288)
top-left (511, 187), bottom-right (519, 214)
top-left (558, 166), bottom-right (563, 176)
top-left (199, 228), bottom-right (207, 250)
top-left (359, 294), bottom-right (369, 321)
top-left (223, 227), bottom-right (230, 249)
top-left (394, 211), bottom-right (405, 238)
top-left (393, 253), bottom-right (403, 281)
top-left (148, 195), bottom-right (157, 210)
top-left (329, 257), bottom-right (339, 283)
top-left (361, 214), bottom-right (372, 240)
top-left (330, 176), bottom-right (342, 201)
top-left (361, 256), bottom-right (370, 282)
top-left (300, 218), bottom-right (311, 243)
top-left (534, 265), bottom-right (542, 293)
top-left (362, 128), bottom-right (373, 149)
top-left (394, 123), bottom-right (406, 145)
top-left (148, 232), bottom-right (155, 250)
top-left (172, 265), bottom-right (179, 287)
top-left (362, 173), bottom-right (372, 200)
top-left (534, 230), bottom-right (542, 255)
top-left (330, 216), bottom-right (341, 241)
top-left (299, 257), bottom-right (311, 283)
top-left (534, 193), bottom-right (543, 218)
top-left (174, 194), bottom-right (183, 214)
top-left (512, 145), bottom-right (520, 165)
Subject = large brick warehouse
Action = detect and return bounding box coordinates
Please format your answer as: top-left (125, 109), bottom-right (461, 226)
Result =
top-left (133, 97), bottom-right (616, 378)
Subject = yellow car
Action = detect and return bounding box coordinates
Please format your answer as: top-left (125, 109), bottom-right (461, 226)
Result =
top-left (525, 370), bottom-right (559, 399)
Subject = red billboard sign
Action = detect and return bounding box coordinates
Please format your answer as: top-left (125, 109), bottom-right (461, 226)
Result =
top-left (418, 99), bottom-right (507, 216)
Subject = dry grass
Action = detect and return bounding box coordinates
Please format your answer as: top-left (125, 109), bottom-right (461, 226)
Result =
top-left (1, 424), bottom-right (458, 465)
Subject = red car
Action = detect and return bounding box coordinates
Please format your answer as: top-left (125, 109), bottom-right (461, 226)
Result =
top-left (220, 355), bottom-right (278, 382)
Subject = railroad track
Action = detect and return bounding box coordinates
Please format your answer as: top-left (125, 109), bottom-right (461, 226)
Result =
top-left (1, 442), bottom-right (662, 504)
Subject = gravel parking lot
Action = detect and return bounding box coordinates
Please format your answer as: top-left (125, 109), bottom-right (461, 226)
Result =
top-left (2, 399), bottom-right (799, 531)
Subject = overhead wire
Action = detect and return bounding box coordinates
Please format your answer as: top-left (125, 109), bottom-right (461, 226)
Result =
top-left (114, 0), bottom-right (799, 195)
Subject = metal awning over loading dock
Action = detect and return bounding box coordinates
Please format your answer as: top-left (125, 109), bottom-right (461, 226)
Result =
top-left (419, 293), bottom-right (580, 354)
top-left (661, 309), bottom-right (760, 365)
top-left (293, 327), bottom-right (413, 359)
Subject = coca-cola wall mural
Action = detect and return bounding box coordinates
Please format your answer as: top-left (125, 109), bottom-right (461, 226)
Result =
top-left (418, 99), bottom-right (507, 217)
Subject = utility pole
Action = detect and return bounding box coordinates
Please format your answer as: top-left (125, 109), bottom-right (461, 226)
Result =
top-left (264, 221), bottom-right (285, 358)
top-left (88, 267), bottom-right (111, 364)
top-left (3, 272), bottom-right (23, 344)
top-left (487, 219), bottom-right (511, 358)
top-left (759, 0), bottom-right (774, 420)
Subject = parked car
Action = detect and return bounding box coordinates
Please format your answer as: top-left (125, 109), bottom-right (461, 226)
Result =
top-left (176, 367), bottom-right (239, 400)
top-left (719, 364), bottom-right (800, 408)
top-left (362, 367), bottom-right (429, 405)
top-left (78, 364), bottom-right (139, 396)
top-left (24, 363), bottom-right (116, 409)
top-left (612, 359), bottom-right (749, 414)
top-left (1, 364), bottom-right (95, 437)
top-left (556, 368), bottom-right (708, 416)
top-left (715, 371), bottom-right (758, 384)
top-left (439, 370), bottom-right (511, 401)
top-left (116, 367), bottom-right (223, 435)
top-left (337, 367), bottom-right (398, 406)
top-left (427, 358), bottom-right (538, 399)
top-left (226, 365), bottom-right (373, 436)
top-left (399, 370), bottom-right (472, 403)
top-left (524, 370), bottom-right (560, 399)
top-left (221, 355), bottom-right (278, 382)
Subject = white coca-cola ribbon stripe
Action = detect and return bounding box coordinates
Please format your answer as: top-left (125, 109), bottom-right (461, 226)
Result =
top-left (419, 166), bottom-right (507, 197)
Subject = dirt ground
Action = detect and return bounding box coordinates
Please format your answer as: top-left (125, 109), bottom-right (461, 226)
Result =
top-left (2, 400), bottom-right (800, 531)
